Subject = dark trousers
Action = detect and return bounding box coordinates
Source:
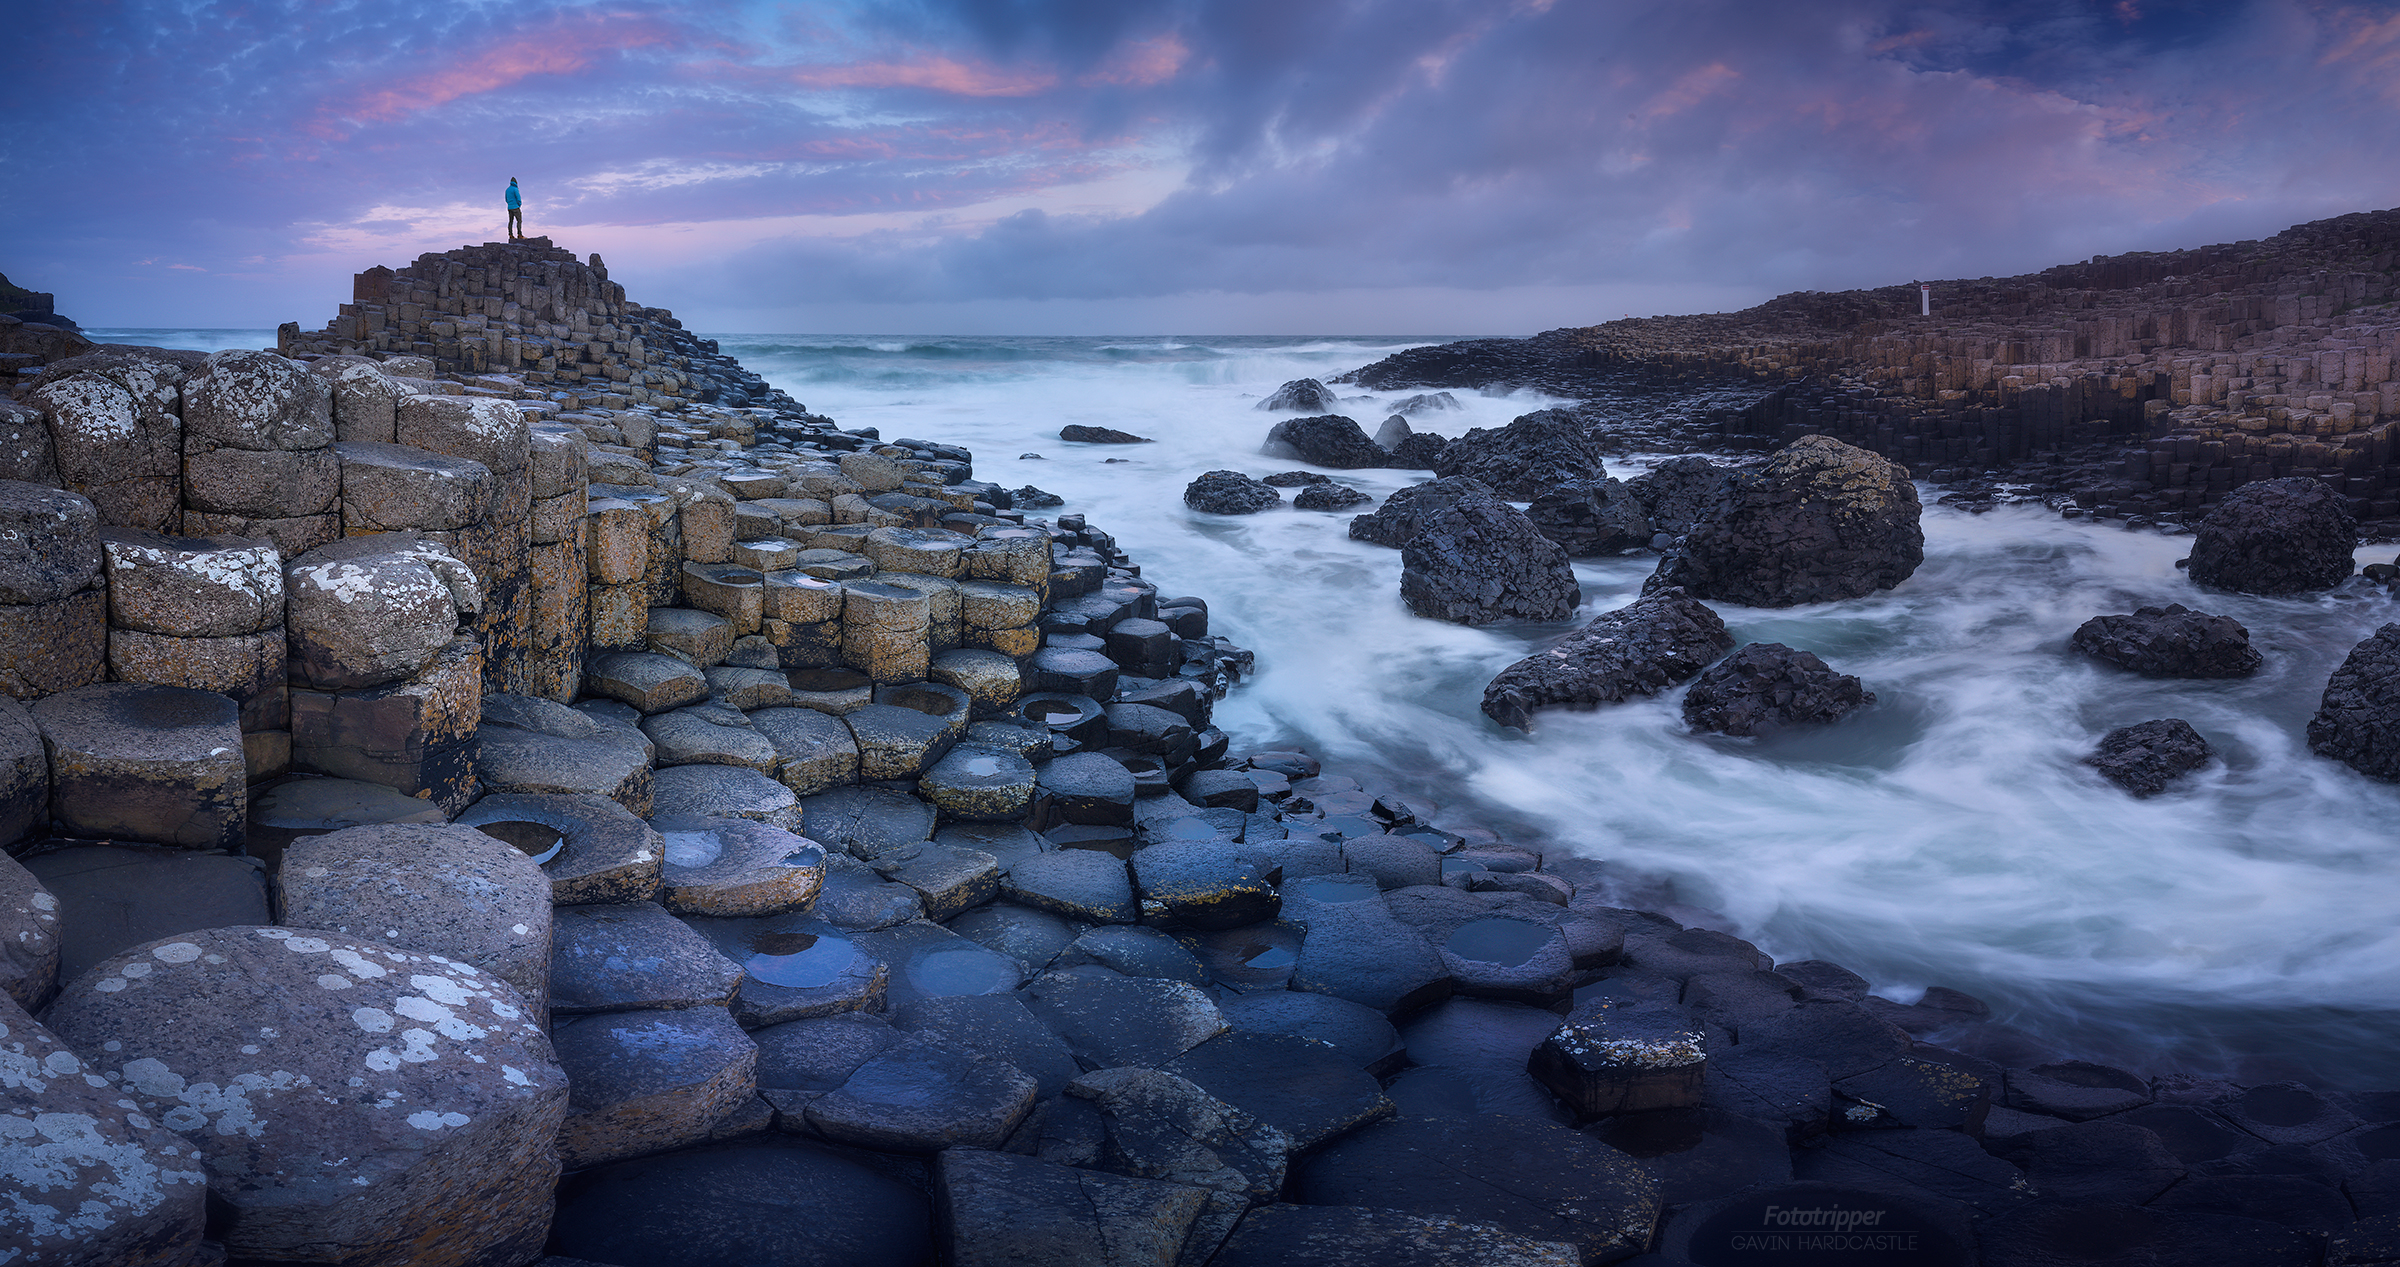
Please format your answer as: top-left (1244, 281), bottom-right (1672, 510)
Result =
top-left (507, 207), bottom-right (523, 237)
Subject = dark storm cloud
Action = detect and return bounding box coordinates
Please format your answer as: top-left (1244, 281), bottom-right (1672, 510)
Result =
top-left (7, 0), bottom-right (2398, 325)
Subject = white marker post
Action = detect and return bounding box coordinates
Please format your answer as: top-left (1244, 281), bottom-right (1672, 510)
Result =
top-left (1919, 282), bottom-right (1931, 317)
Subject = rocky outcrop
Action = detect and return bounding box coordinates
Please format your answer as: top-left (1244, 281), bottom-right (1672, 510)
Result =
top-left (1259, 379), bottom-right (1339, 412)
top-left (1481, 589), bottom-right (1733, 729)
top-left (1431, 409), bottom-right (1608, 500)
top-left (2308, 623), bottom-right (2400, 780)
top-left (1398, 500), bottom-right (1579, 626)
top-left (2088, 718), bottom-right (2212, 796)
top-left (1261, 415), bottom-right (1386, 469)
top-left (1336, 209), bottom-right (2400, 528)
top-left (2184, 478), bottom-right (2357, 594)
top-left (2071, 604), bottom-right (2262, 678)
top-left (1647, 435), bottom-right (1922, 607)
top-left (1681, 642), bottom-right (1874, 736)
top-left (1526, 478), bottom-right (1651, 556)
top-left (1346, 477), bottom-right (1499, 547)
top-left (1184, 471), bottom-right (1282, 515)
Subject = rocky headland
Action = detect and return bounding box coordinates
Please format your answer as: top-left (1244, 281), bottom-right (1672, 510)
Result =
top-left (0, 234), bottom-right (2393, 1267)
top-left (1340, 206), bottom-right (2400, 534)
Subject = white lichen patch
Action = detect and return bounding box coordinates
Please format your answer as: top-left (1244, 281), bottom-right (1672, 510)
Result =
top-left (31, 375), bottom-right (140, 443)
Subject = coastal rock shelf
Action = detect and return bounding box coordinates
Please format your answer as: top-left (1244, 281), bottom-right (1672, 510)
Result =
top-left (3, 240), bottom-right (2396, 1265)
top-left (1343, 206), bottom-right (2400, 531)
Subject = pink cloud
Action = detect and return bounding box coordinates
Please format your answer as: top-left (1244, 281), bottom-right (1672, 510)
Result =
top-left (787, 54), bottom-right (1059, 98)
top-left (320, 13), bottom-right (685, 134)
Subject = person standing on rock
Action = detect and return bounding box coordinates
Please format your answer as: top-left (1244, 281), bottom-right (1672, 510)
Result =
top-left (506, 177), bottom-right (523, 240)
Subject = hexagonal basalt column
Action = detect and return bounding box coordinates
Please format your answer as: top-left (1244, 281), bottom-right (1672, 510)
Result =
top-left (32, 683), bottom-right (246, 850)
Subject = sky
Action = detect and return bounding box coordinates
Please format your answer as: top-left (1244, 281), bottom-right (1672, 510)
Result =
top-left (7, 0), bottom-right (2400, 334)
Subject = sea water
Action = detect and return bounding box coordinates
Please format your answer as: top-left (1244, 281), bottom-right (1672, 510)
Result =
top-left (103, 329), bottom-right (2400, 1086)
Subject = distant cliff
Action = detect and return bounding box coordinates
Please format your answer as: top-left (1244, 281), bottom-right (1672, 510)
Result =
top-left (1343, 208), bottom-right (2400, 522)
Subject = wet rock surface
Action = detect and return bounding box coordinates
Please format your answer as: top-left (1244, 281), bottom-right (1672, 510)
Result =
top-left (2089, 718), bottom-right (2213, 796)
top-left (1184, 469), bottom-right (1284, 515)
top-left (2308, 622), bottom-right (2400, 781)
top-left (1647, 434), bottom-right (1924, 607)
top-left (1680, 641), bottom-right (1875, 736)
top-left (1430, 408), bottom-right (1610, 500)
top-left (2186, 476), bottom-right (2358, 594)
top-left (1399, 498), bottom-right (1579, 625)
top-left (1262, 414), bottom-right (1388, 469)
top-left (2073, 603), bottom-right (2264, 678)
top-left (1482, 589), bottom-right (1733, 730)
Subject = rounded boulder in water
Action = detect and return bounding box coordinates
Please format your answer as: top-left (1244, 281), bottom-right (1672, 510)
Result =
top-left (1183, 469), bottom-right (1282, 514)
top-left (2185, 476), bottom-right (2356, 594)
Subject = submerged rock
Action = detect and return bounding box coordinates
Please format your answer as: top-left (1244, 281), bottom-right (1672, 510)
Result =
top-left (1262, 470), bottom-right (1332, 487)
top-left (2308, 623), bottom-right (2400, 781)
top-left (1647, 435), bottom-right (1922, 608)
top-left (2185, 477), bottom-right (2356, 595)
top-left (1184, 471), bottom-right (1282, 515)
top-left (2088, 719), bottom-right (2211, 796)
top-left (1293, 482), bottom-right (1372, 512)
top-left (2072, 604), bottom-right (2263, 678)
top-left (1258, 379), bottom-right (1339, 412)
top-left (1481, 589), bottom-right (1734, 730)
top-left (1262, 415), bottom-right (1387, 469)
top-left (1399, 499), bottom-right (1579, 625)
top-left (1681, 642), bottom-right (1874, 737)
top-left (1059, 425), bottom-right (1152, 444)
top-left (1431, 408), bottom-right (1608, 500)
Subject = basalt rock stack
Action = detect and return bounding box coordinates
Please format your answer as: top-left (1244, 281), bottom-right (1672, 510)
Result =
top-left (1342, 207), bottom-right (2400, 527)
top-left (279, 236), bottom-right (797, 418)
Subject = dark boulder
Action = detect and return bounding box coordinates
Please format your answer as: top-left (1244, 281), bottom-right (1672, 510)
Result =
top-left (1059, 425), bottom-right (1151, 444)
top-left (1294, 483), bottom-right (1372, 512)
top-left (1646, 435), bottom-right (1922, 608)
top-left (2185, 477), bottom-right (2356, 594)
top-left (1347, 477), bottom-right (1500, 548)
top-left (1682, 642), bottom-right (1873, 736)
top-left (2088, 719), bottom-right (2211, 796)
top-left (1482, 589), bottom-right (1733, 730)
top-left (1399, 500), bottom-right (1579, 626)
top-left (1385, 431), bottom-right (1449, 471)
top-left (2072, 604), bottom-right (2262, 678)
top-left (1626, 456), bottom-right (1745, 537)
top-left (1259, 379), bottom-right (1339, 412)
top-left (2307, 623), bottom-right (2400, 780)
top-left (1431, 408), bottom-right (1608, 500)
top-left (1183, 471), bottom-right (1282, 515)
top-left (1526, 477), bottom-right (1651, 557)
top-left (1008, 485), bottom-right (1063, 509)
top-left (1262, 415), bottom-right (1387, 469)
top-left (1263, 471), bottom-right (1332, 487)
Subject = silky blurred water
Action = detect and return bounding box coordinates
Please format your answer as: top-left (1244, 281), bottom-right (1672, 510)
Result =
top-left (112, 329), bottom-right (2400, 1086)
top-left (717, 333), bottom-right (2400, 1088)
